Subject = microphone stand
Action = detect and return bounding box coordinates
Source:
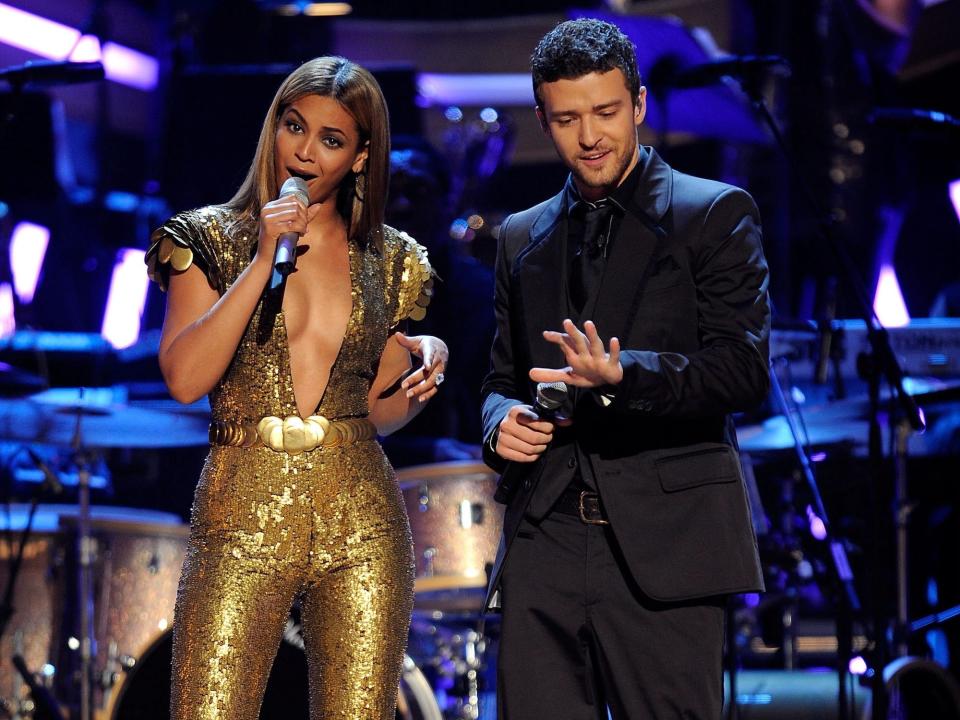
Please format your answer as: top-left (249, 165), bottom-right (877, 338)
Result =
top-left (733, 71), bottom-right (925, 720)
top-left (768, 356), bottom-right (860, 717)
top-left (70, 396), bottom-right (96, 720)
top-left (0, 449), bottom-right (66, 719)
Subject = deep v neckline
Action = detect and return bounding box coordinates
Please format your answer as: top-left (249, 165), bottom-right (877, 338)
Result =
top-left (278, 241), bottom-right (359, 418)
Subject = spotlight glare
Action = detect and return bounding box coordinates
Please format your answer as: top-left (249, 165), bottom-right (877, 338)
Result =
top-left (101, 248), bottom-right (148, 349)
top-left (0, 283), bottom-right (15, 338)
top-left (849, 656), bottom-right (868, 675)
top-left (9, 221), bottom-right (50, 304)
top-left (949, 179), bottom-right (960, 224)
top-left (873, 264), bottom-right (910, 328)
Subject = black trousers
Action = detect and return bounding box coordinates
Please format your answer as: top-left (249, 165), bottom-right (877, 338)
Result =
top-left (497, 510), bottom-right (726, 720)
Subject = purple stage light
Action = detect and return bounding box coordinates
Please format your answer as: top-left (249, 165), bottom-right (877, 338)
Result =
top-left (9, 221), bottom-right (49, 304)
top-left (0, 283), bottom-right (14, 338)
top-left (806, 505), bottom-right (828, 541)
top-left (418, 73), bottom-right (532, 107)
top-left (873, 264), bottom-right (910, 327)
top-left (0, 3), bottom-right (158, 91)
top-left (101, 248), bottom-right (148, 349)
top-left (950, 179), bottom-right (960, 223)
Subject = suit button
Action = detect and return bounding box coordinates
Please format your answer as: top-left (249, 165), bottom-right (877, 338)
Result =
top-left (567, 457), bottom-right (576, 469)
top-left (522, 478), bottom-right (531, 490)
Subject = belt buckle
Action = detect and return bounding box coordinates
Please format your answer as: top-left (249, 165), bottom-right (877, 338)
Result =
top-left (578, 490), bottom-right (609, 525)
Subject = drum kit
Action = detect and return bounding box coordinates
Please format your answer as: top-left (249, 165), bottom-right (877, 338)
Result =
top-left (0, 350), bottom-right (501, 719)
top-left (0, 361), bottom-right (208, 720)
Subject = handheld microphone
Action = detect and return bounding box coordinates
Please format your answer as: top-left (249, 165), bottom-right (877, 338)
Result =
top-left (491, 382), bottom-right (569, 505)
top-left (269, 176), bottom-right (310, 292)
top-left (532, 381), bottom-right (568, 420)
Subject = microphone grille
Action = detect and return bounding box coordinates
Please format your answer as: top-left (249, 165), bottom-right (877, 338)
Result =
top-left (535, 381), bottom-right (568, 411)
top-left (279, 176), bottom-right (310, 207)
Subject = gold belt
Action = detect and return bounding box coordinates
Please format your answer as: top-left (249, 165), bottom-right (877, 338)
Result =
top-left (209, 416), bottom-right (377, 455)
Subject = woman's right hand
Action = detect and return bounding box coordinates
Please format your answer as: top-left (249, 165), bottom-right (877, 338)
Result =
top-left (254, 196), bottom-right (318, 264)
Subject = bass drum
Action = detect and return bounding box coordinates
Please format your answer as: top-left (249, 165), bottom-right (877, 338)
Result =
top-left (861, 656), bottom-right (960, 719)
top-left (106, 623), bottom-right (442, 720)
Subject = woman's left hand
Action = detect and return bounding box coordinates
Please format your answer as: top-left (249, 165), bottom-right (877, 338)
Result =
top-left (396, 333), bottom-right (449, 403)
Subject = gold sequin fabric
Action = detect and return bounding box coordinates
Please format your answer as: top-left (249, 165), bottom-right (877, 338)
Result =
top-left (147, 206), bottom-right (432, 719)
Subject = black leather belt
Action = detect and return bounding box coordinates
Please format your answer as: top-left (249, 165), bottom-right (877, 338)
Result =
top-left (552, 483), bottom-right (609, 525)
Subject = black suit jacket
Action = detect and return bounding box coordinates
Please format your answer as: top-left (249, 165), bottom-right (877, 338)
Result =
top-left (481, 147), bottom-right (769, 608)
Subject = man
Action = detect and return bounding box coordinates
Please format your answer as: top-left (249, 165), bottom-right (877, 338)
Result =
top-left (481, 18), bottom-right (770, 719)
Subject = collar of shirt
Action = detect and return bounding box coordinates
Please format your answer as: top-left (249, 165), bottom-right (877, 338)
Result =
top-left (564, 145), bottom-right (646, 218)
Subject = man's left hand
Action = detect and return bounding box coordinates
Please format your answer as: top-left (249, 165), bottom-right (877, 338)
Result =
top-left (529, 319), bottom-right (623, 388)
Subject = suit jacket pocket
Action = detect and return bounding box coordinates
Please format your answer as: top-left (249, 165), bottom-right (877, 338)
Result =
top-left (655, 443), bottom-right (738, 492)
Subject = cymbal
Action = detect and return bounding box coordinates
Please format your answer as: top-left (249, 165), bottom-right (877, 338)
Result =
top-left (0, 390), bottom-right (209, 448)
top-left (737, 414), bottom-right (867, 453)
top-left (737, 378), bottom-right (960, 454)
top-left (0, 361), bottom-right (45, 397)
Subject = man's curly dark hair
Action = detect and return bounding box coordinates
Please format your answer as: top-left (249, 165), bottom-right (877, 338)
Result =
top-left (531, 19), bottom-right (641, 110)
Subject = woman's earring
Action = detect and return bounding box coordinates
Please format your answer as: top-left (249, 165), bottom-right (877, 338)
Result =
top-left (354, 171), bottom-right (365, 203)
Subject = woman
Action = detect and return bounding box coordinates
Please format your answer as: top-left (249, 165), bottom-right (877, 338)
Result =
top-left (147, 56), bottom-right (446, 719)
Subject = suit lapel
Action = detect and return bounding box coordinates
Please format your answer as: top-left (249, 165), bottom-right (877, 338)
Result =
top-left (592, 147), bottom-right (673, 341)
top-left (515, 192), bottom-right (569, 370)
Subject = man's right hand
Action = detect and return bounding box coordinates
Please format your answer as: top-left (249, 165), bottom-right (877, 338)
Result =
top-left (495, 404), bottom-right (557, 462)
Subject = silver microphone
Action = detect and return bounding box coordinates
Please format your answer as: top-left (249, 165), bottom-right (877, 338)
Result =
top-left (269, 176), bottom-right (310, 291)
top-left (533, 381), bottom-right (568, 419)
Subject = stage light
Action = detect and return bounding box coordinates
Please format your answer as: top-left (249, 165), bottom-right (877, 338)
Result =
top-left (806, 505), bottom-right (828, 541)
top-left (0, 3), bottom-right (158, 91)
top-left (272, 2), bottom-right (351, 15)
top-left (950, 179), bottom-right (960, 223)
top-left (873, 264), bottom-right (910, 328)
top-left (9, 221), bottom-right (49, 304)
top-left (101, 248), bottom-right (148, 349)
top-left (849, 655), bottom-right (868, 675)
top-left (479, 107), bottom-right (499, 123)
top-left (418, 74), bottom-right (532, 107)
top-left (0, 283), bottom-right (15, 337)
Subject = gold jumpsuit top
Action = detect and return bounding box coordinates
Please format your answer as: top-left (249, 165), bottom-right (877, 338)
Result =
top-left (146, 205), bottom-right (432, 720)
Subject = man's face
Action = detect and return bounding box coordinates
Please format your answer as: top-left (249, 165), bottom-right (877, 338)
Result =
top-left (537, 69), bottom-right (645, 202)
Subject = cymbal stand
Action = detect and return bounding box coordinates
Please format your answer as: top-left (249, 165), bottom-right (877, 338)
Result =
top-left (70, 396), bottom-right (95, 720)
top-left (769, 355), bottom-right (860, 718)
top-left (893, 419), bottom-right (912, 658)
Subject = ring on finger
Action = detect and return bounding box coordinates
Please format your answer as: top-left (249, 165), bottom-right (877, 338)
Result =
top-left (435, 372), bottom-right (445, 386)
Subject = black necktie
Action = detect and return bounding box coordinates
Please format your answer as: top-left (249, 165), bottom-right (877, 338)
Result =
top-left (570, 200), bottom-right (611, 314)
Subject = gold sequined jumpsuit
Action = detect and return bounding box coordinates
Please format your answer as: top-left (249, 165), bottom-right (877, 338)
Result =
top-left (146, 206), bottom-right (432, 720)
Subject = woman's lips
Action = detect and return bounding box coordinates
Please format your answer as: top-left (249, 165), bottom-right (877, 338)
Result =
top-left (287, 168), bottom-right (317, 181)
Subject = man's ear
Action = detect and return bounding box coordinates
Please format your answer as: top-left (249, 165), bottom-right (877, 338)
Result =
top-left (535, 106), bottom-right (549, 133)
top-left (634, 86), bottom-right (647, 127)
